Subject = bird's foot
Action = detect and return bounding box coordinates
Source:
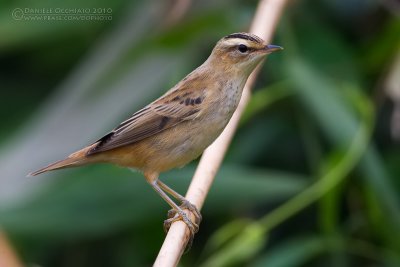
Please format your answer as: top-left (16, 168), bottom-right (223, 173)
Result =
top-left (164, 200), bottom-right (201, 251)
top-left (164, 207), bottom-right (199, 251)
top-left (167, 199), bottom-right (202, 225)
top-left (164, 208), bottom-right (199, 234)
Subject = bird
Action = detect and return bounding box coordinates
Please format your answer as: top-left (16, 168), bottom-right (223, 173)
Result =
top-left (29, 32), bottom-right (283, 242)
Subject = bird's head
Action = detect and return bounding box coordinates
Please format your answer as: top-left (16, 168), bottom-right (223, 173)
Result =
top-left (208, 32), bottom-right (283, 75)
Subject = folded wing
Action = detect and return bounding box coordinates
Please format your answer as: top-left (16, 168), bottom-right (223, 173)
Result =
top-left (87, 88), bottom-right (206, 154)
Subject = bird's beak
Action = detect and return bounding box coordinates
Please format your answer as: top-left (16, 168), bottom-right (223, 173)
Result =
top-left (262, 44), bottom-right (284, 53)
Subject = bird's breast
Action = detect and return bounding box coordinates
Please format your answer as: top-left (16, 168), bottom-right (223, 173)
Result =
top-left (216, 79), bottom-right (244, 118)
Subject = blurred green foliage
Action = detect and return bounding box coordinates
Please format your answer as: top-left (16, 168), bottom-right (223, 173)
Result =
top-left (0, 0), bottom-right (399, 266)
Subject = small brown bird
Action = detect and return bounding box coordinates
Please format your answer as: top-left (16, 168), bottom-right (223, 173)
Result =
top-left (29, 32), bottom-right (282, 239)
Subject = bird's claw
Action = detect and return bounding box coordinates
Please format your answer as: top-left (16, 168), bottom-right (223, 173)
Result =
top-left (164, 209), bottom-right (199, 251)
top-left (163, 209), bottom-right (199, 234)
top-left (181, 199), bottom-right (202, 224)
top-left (167, 199), bottom-right (202, 225)
top-left (163, 200), bottom-right (201, 251)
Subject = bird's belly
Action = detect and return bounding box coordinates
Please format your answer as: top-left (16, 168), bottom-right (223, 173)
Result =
top-left (146, 119), bottom-right (226, 172)
top-left (106, 116), bottom-right (228, 173)
top-left (99, 121), bottom-right (226, 172)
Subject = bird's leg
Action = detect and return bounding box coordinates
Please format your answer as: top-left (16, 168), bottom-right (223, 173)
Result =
top-left (148, 179), bottom-right (200, 237)
top-left (156, 180), bottom-right (202, 225)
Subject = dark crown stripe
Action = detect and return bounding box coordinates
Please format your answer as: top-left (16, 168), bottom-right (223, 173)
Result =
top-left (224, 33), bottom-right (262, 44)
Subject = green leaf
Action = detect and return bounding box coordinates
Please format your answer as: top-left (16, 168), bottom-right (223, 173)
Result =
top-left (285, 56), bottom-right (400, 226)
top-left (200, 220), bottom-right (266, 267)
top-left (251, 236), bottom-right (326, 267)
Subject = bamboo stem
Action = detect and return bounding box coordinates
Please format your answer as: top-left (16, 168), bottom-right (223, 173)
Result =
top-left (154, 1), bottom-right (288, 266)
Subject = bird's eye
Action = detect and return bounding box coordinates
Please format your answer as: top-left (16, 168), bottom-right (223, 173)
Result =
top-left (238, 44), bottom-right (248, 53)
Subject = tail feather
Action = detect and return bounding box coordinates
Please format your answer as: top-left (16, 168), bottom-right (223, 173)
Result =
top-left (28, 157), bottom-right (83, 177)
top-left (28, 145), bottom-right (97, 177)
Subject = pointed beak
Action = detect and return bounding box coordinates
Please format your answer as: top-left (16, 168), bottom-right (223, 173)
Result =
top-left (263, 44), bottom-right (284, 53)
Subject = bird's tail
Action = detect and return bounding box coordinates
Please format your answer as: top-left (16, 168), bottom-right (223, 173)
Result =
top-left (28, 157), bottom-right (82, 176)
top-left (28, 145), bottom-right (96, 177)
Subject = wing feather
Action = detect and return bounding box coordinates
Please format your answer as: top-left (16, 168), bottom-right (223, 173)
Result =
top-left (87, 88), bottom-right (206, 154)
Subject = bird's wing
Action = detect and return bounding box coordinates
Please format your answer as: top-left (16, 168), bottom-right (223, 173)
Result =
top-left (87, 88), bottom-right (207, 154)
